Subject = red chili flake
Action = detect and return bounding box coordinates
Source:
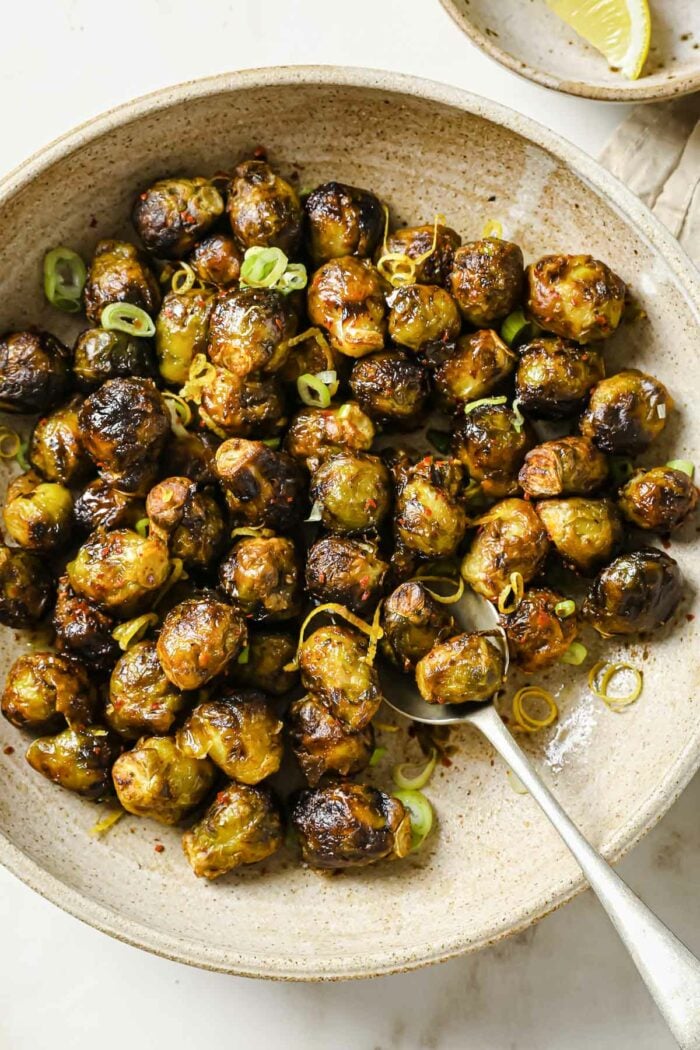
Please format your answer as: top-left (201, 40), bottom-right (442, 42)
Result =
top-left (216, 791), bottom-right (228, 804)
top-left (154, 844), bottom-right (165, 854)
top-left (3, 746), bottom-right (14, 756)
top-left (424, 506), bottom-right (433, 517)
top-left (359, 575), bottom-right (370, 588)
top-left (365, 498), bottom-right (377, 511)
top-left (686, 613), bottom-right (695, 622)
top-left (253, 146), bottom-right (268, 160)
top-left (661, 537), bottom-right (671, 549)
top-left (361, 590), bottom-right (370, 602)
top-left (317, 572), bottom-right (326, 584)
top-left (139, 192), bottom-right (148, 200)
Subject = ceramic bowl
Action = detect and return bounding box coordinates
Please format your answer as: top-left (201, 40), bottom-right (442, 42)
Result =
top-left (0, 67), bottom-right (698, 980)
top-left (440, 0), bottom-right (700, 101)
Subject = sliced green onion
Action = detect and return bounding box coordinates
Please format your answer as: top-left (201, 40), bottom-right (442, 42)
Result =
top-left (393, 788), bottom-right (434, 851)
top-left (506, 768), bottom-right (528, 795)
top-left (560, 641), bottom-right (588, 666)
top-left (554, 599), bottom-right (576, 618)
top-left (427, 428), bottom-right (451, 455)
top-left (239, 247), bottom-right (287, 289)
top-left (297, 373), bottom-right (333, 408)
top-left (277, 262), bottom-right (308, 294)
top-left (337, 403), bottom-right (352, 419)
top-left (134, 517), bottom-right (150, 538)
top-left (392, 748), bottom-right (437, 790)
top-left (305, 500), bottom-right (323, 523)
top-left (464, 395), bottom-right (507, 415)
top-left (236, 646), bottom-right (250, 665)
top-left (163, 392), bottom-right (192, 438)
top-left (369, 746), bottom-right (387, 766)
top-left (667, 459), bottom-right (695, 478)
top-left (43, 247), bottom-right (87, 313)
top-left (261, 437), bottom-right (281, 449)
top-left (609, 457), bottom-right (634, 485)
top-left (500, 309), bottom-right (529, 347)
top-left (15, 440), bottom-right (30, 472)
top-left (171, 261), bottom-right (196, 294)
top-left (101, 302), bottom-right (156, 338)
top-left (112, 613), bottom-right (158, 651)
top-left (511, 398), bottom-right (525, 433)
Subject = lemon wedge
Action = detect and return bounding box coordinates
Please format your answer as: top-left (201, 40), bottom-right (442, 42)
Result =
top-left (546, 0), bottom-right (651, 80)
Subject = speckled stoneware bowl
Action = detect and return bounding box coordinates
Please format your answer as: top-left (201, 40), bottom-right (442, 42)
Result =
top-left (0, 66), bottom-right (698, 980)
top-left (440, 0), bottom-right (700, 101)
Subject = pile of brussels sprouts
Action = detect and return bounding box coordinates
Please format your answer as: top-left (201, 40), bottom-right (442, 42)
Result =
top-left (0, 155), bottom-right (694, 878)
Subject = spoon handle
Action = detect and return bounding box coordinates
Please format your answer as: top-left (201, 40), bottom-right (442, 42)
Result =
top-left (469, 704), bottom-right (700, 1050)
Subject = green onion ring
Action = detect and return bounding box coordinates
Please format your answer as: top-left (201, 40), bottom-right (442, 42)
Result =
top-left (297, 373), bottom-right (333, 408)
top-left (369, 746), bottom-right (387, 766)
top-left (43, 247), bottom-right (87, 313)
top-left (112, 613), bottom-right (158, 651)
top-left (101, 302), bottom-right (156, 338)
top-left (277, 262), bottom-right (308, 294)
top-left (392, 748), bottom-right (437, 790)
top-left (134, 517), bottom-right (150, 538)
top-left (236, 645), bottom-right (250, 665)
top-left (554, 599), bottom-right (576, 618)
top-left (500, 309), bottom-right (529, 347)
top-left (666, 459), bottom-right (695, 478)
top-left (393, 788), bottom-right (434, 851)
top-left (239, 246), bottom-right (288, 289)
top-left (560, 641), bottom-right (588, 666)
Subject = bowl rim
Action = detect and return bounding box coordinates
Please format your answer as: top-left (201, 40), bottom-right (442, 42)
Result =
top-left (438, 0), bottom-right (700, 102)
top-left (0, 63), bottom-right (699, 981)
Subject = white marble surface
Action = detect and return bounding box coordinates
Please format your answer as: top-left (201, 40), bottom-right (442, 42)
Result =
top-left (0, 1), bottom-right (698, 1047)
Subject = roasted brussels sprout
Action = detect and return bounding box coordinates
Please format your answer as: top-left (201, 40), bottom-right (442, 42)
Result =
top-left (284, 403), bottom-right (375, 471)
top-left (501, 588), bottom-right (578, 673)
top-left (0, 544), bottom-right (53, 627)
top-left (26, 725), bottom-right (121, 799)
top-left (308, 256), bottom-right (386, 358)
top-left (537, 498), bottom-right (623, 575)
top-left (113, 735), bottom-right (216, 824)
top-left (449, 238), bottom-right (524, 326)
top-left (182, 781), bottom-right (283, 879)
top-left (518, 436), bottom-right (608, 498)
top-left (188, 232), bottom-right (242, 287)
top-left (157, 594), bottom-right (247, 690)
top-left (388, 284), bottom-right (461, 352)
top-left (583, 548), bottom-right (682, 637)
top-left (133, 177), bottom-right (224, 258)
top-left (416, 632), bottom-right (505, 705)
top-left (0, 330), bottom-right (69, 414)
top-left (380, 223), bottom-right (461, 286)
top-left (380, 580), bottom-right (456, 672)
top-left (207, 287), bottom-right (296, 377)
top-left (305, 536), bottom-right (388, 615)
top-left (161, 429), bottom-right (218, 485)
top-left (215, 438), bottom-right (305, 531)
top-left (305, 182), bottom-right (384, 266)
top-left (394, 455), bottom-right (467, 557)
top-left (83, 240), bottom-right (160, 325)
top-left (431, 329), bottom-right (516, 408)
top-left (619, 466), bottom-right (698, 532)
top-left (53, 575), bottom-right (118, 670)
top-left (29, 396), bottom-right (91, 485)
top-left (451, 401), bottom-right (534, 499)
top-left (78, 378), bottom-right (170, 492)
top-left (349, 351), bottom-right (430, 429)
top-left (177, 690), bottom-right (283, 784)
top-left (219, 535), bottom-right (301, 622)
top-left (461, 498), bottom-right (550, 601)
top-left (73, 327), bottom-right (156, 391)
top-left (105, 640), bottom-right (185, 739)
top-left (73, 479), bottom-right (145, 533)
top-left (146, 477), bottom-right (225, 568)
top-left (515, 338), bottom-right (605, 419)
top-left (579, 370), bottom-right (673, 456)
top-left (226, 159), bottom-right (302, 254)
top-left (2, 650), bottom-right (94, 732)
top-left (192, 363), bottom-right (286, 439)
top-left (526, 254), bottom-right (626, 343)
top-left (155, 289), bottom-right (214, 386)
top-left (292, 781), bottom-right (411, 870)
top-left (3, 470), bottom-right (73, 552)
top-left (67, 528), bottom-right (170, 615)
top-left (299, 624), bottom-right (382, 730)
top-left (227, 630), bottom-right (299, 695)
top-left (310, 451), bottom-right (391, 534)
top-left (288, 694), bottom-right (374, 786)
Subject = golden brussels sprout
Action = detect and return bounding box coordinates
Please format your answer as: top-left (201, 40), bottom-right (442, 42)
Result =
top-left (188, 232), bottom-right (242, 287)
top-left (518, 436), bottom-right (608, 498)
top-left (461, 498), bottom-right (550, 601)
top-left (415, 632), bottom-right (505, 705)
top-left (515, 337), bottom-right (605, 420)
top-left (2, 650), bottom-right (94, 732)
top-left (67, 528), bottom-right (170, 615)
top-left (219, 535), bottom-right (301, 622)
top-left (215, 438), bottom-right (306, 531)
top-left (583, 548), bottom-right (682, 637)
top-left (305, 536), bottom-right (388, 615)
top-left (388, 284), bottom-right (461, 352)
top-left (448, 238), bottom-right (524, 326)
top-left (299, 624), bottom-right (382, 731)
top-left (305, 181), bottom-right (384, 265)
top-left (501, 588), bottom-right (578, 673)
top-left (105, 640), bottom-right (185, 739)
top-left (112, 735), bottom-right (215, 824)
top-left (227, 630), bottom-right (299, 695)
top-left (26, 726), bottom-right (122, 799)
top-left (132, 177), bottom-right (224, 258)
top-left (78, 378), bottom-right (170, 492)
top-left (284, 403), bottom-right (375, 472)
top-left (537, 498), bottom-right (623, 575)
top-left (380, 223), bottom-right (461, 286)
top-left (431, 329), bottom-right (516, 408)
top-left (146, 477), bottom-right (225, 568)
top-left (29, 396), bottom-right (92, 485)
top-left (155, 289), bottom-right (214, 386)
top-left (0, 544), bottom-right (53, 627)
top-left (292, 781), bottom-right (411, 870)
top-left (380, 580), bottom-right (456, 673)
top-left (157, 594), bottom-right (247, 690)
top-left (394, 455), bottom-right (467, 557)
top-left (207, 287), bottom-right (296, 377)
top-left (619, 466), bottom-right (698, 532)
top-left (178, 690), bottom-right (283, 784)
top-left (193, 363), bottom-right (286, 439)
top-left (526, 254), bottom-right (626, 343)
top-left (348, 350), bottom-right (429, 429)
top-left (83, 240), bottom-right (160, 325)
top-left (3, 470), bottom-right (73, 552)
top-left (73, 479), bottom-right (145, 533)
top-left (0, 330), bottom-right (69, 414)
top-left (161, 429), bottom-right (218, 485)
top-left (182, 781), bottom-right (283, 879)
top-left (73, 327), bottom-right (156, 391)
top-left (288, 694), bottom-right (374, 787)
top-left (579, 370), bottom-right (673, 456)
top-left (226, 159), bottom-right (302, 254)
top-left (308, 256), bottom-right (386, 358)
top-left (53, 575), bottom-right (118, 670)
top-left (311, 451), bottom-right (391, 534)
top-left (451, 402), bottom-right (534, 499)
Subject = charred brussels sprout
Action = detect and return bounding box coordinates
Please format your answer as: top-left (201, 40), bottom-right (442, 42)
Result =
top-left (157, 594), bottom-right (247, 690)
top-left (449, 238), bottom-right (524, 326)
top-left (394, 456), bottom-right (467, 557)
top-left (106, 640), bottom-right (185, 739)
top-left (461, 499), bottom-right (550, 601)
top-left (619, 466), bottom-right (698, 532)
top-left (193, 363), bottom-right (286, 439)
top-left (0, 544), bottom-right (53, 627)
top-left (388, 284), bottom-right (461, 352)
top-left (26, 726), bottom-right (121, 798)
top-left (228, 630), bottom-right (299, 695)
top-left (308, 256), bottom-right (386, 358)
top-left (219, 535), bottom-right (301, 622)
top-left (416, 633), bottom-right (505, 704)
top-left (299, 624), bottom-right (382, 731)
top-left (226, 159), bottom-right (302, 254)
top-left (215, 438), bottom-right (305, 531)
top-left (579, 370), bottom-right (673, 456)
top-left (288, 695), bottom-right (374, 787)
top-left (381, 581), bottom-right (456, 672)
top-left (146, 477), bottom-right (225, 568)
top-left (178, 690), bottom-right (283, 784)
top-left (501, 588), bottom-right (578, 673)
top-left (537, 498), bottom-right (623, 575)
top-left (526, 254), bottom-right (626, 343)
top-left (292, 781), bottom-right (411, 870)
top-left (112, 735), bottom-right (216, 824)
top-left (67, 528), bottom-right (170, 615)
top-left (53, 575), bottom-right (118, 670)
top-left (73, 327), bottom-right (156, 391)
top-left (83, 240), bottom-right (160, 325)
top-left (182, 781), bottom-right (283, 879)
top-left (2, 651), bottom-right (94, 732)
top-left (515, 338), bottom-right (605, 419)
top-left (132, 177), bottom-right (224, 258)
top-left (380, 223), bottom-right (461, 286)
top-left (311, 451), bottom-right (391, 534)
top-left (431, 329), bottom-right (516, 408)
top-left (29, 396), bottom-right (91, 485)
top-left (305, 181), bottom-right (384, 265)
top-left (583, 548), bottom-right (682, 637)
top-left (349, 351), bottom-right (429, 429)
top-left (305, 536), bottom-right (388, 615)
top-left (188, 232), bottom-right (242, 287)
top-left (0, 330), bottom-right (69, 414)
top-left (207, 287), bottom-right (296, 377)
top-left (74, 479), bottom-right (145, 533)
top-left (284, 403), bottom-right (375, 471)
top-left (155, 289), bottom-right (214, 386)
top-left (3, 470), bottom-right (73, 551)
top-left (519, 436), bottom-right (608, 498)
top-left (452, 402), bottom-right (534, 499)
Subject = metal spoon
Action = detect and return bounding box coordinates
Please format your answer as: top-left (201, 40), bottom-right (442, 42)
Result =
top-left (379, 589), bottom-right (700, 1050)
